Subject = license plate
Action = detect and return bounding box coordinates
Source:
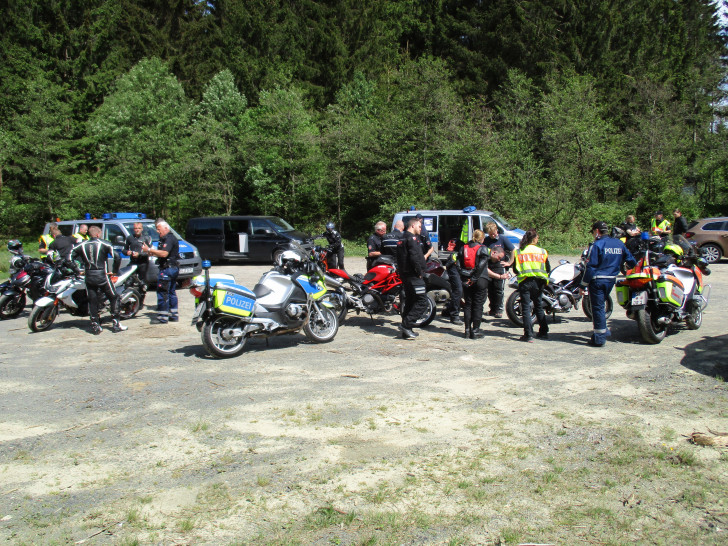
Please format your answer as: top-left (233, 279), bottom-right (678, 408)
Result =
top-left (179, 267), bottom-right (193, 275)
top-left (631, 292), bottom-right (647, 305)
top-left (191, 302), bottom-right (205, 322)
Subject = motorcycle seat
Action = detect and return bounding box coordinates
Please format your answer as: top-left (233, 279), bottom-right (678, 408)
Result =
top-left (373, 255), bottom-right (396, 267)
top-left (215, 282), bottom-right (257, 300)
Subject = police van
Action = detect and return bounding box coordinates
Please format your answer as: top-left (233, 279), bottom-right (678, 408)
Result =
top-left (43, 212), bottom-right (202, 283)
top-left (392, 206), bottom-right (524, 259)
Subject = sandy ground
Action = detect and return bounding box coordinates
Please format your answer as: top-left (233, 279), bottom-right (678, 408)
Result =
top-left (0, 256), bottom-right (727, 544)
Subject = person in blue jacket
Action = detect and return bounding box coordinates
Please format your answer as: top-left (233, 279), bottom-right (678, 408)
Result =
top-left (580, 221), bottom-right (637, 347)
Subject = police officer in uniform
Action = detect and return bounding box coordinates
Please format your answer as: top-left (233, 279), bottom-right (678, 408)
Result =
top-left (381, 220), bottom-right (405, 258)
top-left (73, 224), bottom-right (90, 241)
top-left (366, 222), bottom-right (387, 270)
top-left (580, 221), bottom-right (636, 347)
top-left (650, 211), bottom-right (671, 238)
top-left (39, 222), bottom-right (57, 256)
top-left (415, 213), bottom-right (434, 260)
top-left (513, 229), bottom-right (551, 342)
top-left (142, 221), bottom-right (179, 323)
top-left (397, 217), bottom-right (429, 340)
top-left (123, 222), bottom-right (152, 304)
top-left (321, 222), bottom-right (345, 269)
top-left (71, 226), bottom-right (127, 335)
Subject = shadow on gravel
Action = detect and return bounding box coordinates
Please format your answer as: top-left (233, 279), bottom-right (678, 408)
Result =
top-left (680, 334), bottom-right (728, 379)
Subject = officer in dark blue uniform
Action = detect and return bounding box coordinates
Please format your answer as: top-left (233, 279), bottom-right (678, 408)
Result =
top-left (580, 221), bottom-right (637, 347)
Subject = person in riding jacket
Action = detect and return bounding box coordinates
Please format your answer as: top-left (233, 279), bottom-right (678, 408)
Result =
top-left (123, 222), bottom-right (152, 304)
top-left (71, 225), bottom-right (127, 335)
top-left (397, 217), bottom-right (429, 340)
top-left (483, 222), bottom-right (515, 318)
top-left (381, 220), bottom-right (405, 258)
top-left (321, 222), bottom-right (345, 269)
top-left (366, 222), bottom-right (387, 270)
top-left (650, 211), bottom-right (671, 238)
top-left (579, 221), bottom-right (636, 347)
top-left (513, 229), bottom-right (551, 342)
top-left (457, 230), bottom-right (491, 339)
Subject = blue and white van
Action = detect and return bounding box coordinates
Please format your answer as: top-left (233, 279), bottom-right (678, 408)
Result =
top-left (392, 207), bottom-right (524, 259)
top-left (44, 212), bottom-right (202, 284)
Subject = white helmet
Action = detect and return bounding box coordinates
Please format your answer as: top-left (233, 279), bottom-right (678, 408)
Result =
top-left (276, 250), bottom-right (301, 267)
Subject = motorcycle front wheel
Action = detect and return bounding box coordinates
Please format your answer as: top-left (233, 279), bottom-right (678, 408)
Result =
top-left (28, 304), bottom-right (59, 332)
top-left (636, 308), bottom-right (667, 344)
top-left (119, 288), bottom-right (143, 320)
top-left (0, 293), bottom-right (26, 319)
top-left (304, 305), bottom-right (338, 343)
top-left (201, 315), bottom-right (248, 358)
top-left (582, 295), bottom-right (613, 321)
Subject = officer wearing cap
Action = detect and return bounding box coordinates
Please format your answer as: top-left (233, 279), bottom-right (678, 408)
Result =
top-left (579, 221), bottom-right (636, 347)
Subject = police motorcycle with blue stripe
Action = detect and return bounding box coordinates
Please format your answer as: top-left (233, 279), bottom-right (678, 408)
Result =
top-left (27, 259), bottom-right (143, 332)
top-left (505, 250), bottom-right (608, 327)
top-left (614, 235), bottom-right (711, 344)
top-left (189, 243), bottom-right (339, 359)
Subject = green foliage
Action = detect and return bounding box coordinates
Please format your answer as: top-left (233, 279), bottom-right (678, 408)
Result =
top-left (0, 0), bottom-right (726, 239)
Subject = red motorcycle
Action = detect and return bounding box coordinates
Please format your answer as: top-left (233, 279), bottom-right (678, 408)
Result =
top-left (327, 255), bottom-right (450, 327)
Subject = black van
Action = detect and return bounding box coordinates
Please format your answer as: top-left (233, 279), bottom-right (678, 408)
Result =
top-left (185, 216), bottom-right (313, 263)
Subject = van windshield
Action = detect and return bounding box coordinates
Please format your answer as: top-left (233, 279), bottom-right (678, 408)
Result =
top-left (268, 217), bottom-right (295, 232)
top-left (491, 213), bottom-right (515, 231)
top-left (122, 222), bottom-right (183, 242)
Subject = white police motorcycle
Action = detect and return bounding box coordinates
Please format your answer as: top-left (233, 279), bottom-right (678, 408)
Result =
top-left (189, 244), bottom-right (339, 358)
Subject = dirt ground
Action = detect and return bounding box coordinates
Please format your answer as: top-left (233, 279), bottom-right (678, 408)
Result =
top-left (1, 256), bottom-right (727, 545)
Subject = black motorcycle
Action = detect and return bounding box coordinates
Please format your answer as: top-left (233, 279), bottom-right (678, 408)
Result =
top-left (0, 257), bottom-right (57, 319)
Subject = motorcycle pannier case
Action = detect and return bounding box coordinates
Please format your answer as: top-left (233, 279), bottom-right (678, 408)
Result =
top-left (614, 283), bottom-right (630, 307)
top-left (213, 283), bottom-right (256, 317)
top-left (655, 274), bottom-right (685, 307)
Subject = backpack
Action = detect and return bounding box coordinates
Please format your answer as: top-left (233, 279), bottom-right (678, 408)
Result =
top-left (463, 244), bottom-right (482, 270)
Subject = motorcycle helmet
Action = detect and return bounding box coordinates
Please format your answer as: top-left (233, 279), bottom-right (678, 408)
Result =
top-left (9, 254), bottom-right (25, 270)
top-left (7, 239), bottom-right (22, 254)
top-left (326, 222), bottom-right (335, 232)
top-left (610, 226), bottom-right (625, 239)
top-left (663, 243), bottom-right (684, 258)
top-left (276, 250), bottom-right (301, 268)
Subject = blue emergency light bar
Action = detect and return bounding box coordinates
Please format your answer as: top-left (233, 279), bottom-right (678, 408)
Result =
top-left (102, 212), bottom-right (147, 219)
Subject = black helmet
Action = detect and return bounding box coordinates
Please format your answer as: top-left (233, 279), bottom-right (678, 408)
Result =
top-left (7, 239), bottom-right (22, 254)
top-left (326, 222), bottom-right (335, 231)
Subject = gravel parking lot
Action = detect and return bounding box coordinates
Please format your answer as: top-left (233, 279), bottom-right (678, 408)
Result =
top-left (1, 256), bottom-right (727, 544)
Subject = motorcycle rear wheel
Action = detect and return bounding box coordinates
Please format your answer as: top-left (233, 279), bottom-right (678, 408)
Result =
top-left (505, 291), bottom-right (533, 327)
top-left (119, 288), bottom-right (143, 320)
top-left (636, 308), bottom-right (667, 344)
top-left (321, 290), bottom-right (347, 324)
top-left (202, 315), bottom-right (248, 358)
top-left (397, 293), bottom-right (437, 327)
top-left (28, 304), bottom-right (59, 332)
top-left (582, 295), bottom-right (613, 321)
top-left (304, 305), bottom-right (338, 343)
top-left (686, 302), bottom-right (702, 330)
top-left (0, 293), bottom-right (26, 319)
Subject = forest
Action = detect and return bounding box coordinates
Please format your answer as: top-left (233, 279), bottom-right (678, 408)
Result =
top-left (1, 0), bottom-right (727, 245)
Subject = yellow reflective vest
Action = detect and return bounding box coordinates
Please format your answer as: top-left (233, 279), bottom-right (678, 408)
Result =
top-left (650, 218), bottom-right (671, 236)
top-left (514, 244), bottom-right (549, 282)
top-left (39, 233), bottom-right (54, 252)
top-left (73, 232), bottom-right (89, 241)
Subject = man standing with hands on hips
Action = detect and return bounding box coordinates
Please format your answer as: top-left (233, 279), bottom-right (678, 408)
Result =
top-left (580, 221), bottom-right (636, 347)
top-left (142, 220), bottom-right (179, 323)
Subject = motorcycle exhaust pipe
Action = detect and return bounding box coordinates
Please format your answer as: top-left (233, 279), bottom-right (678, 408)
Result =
top-left (323, 273), bottom-right (344, 289)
